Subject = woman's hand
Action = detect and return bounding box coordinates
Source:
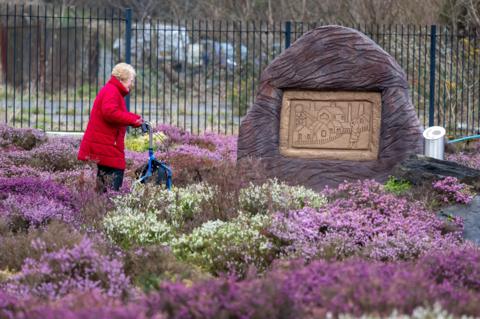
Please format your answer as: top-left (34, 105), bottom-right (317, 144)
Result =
top-left (133, 117), bottom-right (143, 128)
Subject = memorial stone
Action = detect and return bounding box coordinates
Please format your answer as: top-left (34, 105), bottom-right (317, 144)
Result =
top-left (237, 25), bottom-right (423, 190)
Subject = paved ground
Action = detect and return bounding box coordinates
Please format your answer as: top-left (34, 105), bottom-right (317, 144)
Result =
top-left (1, 100), bottom-right (243, 134)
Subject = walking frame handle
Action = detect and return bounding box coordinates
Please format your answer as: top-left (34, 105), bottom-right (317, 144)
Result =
top-left (140, 121), bottom-right (153, 149)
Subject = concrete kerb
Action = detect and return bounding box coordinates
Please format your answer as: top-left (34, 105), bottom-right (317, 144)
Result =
top-left (46, 131), bottom-right (84, 139)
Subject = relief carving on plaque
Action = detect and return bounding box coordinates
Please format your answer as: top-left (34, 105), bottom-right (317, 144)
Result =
top-left (279, 91), bottom-right (381, 160)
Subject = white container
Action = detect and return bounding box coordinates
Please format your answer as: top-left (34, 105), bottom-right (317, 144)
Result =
top-left (423, 126), bottom-right (446, 160)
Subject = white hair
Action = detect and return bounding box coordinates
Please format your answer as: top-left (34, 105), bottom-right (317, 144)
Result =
top-left (111, 63), bottom-right (136, 82)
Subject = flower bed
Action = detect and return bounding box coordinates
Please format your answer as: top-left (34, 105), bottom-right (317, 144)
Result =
top-left (0, 124), bottom-right (479, 318)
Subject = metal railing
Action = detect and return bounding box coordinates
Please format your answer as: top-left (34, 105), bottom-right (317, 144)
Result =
top-left (1, 4), bottom-right (480, 137)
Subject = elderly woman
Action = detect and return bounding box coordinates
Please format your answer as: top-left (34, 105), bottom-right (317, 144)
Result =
top-left (78, 62), bottom-right (143, 191)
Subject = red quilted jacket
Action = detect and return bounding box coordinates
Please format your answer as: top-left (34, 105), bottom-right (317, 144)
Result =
top-left (78, 76), bottom-right (141, 170)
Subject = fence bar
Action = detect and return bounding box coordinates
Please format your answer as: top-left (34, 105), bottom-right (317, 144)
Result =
top-left (28, 5), bottom-right (32, 128)
top-left (156, 20), bottom-right (160, 127)
top-left (20, 5), bottom-right (24, 127)
top-left (35, 5), bottom-right (40, 129)
top-left (124, 8), bottom-right (131, 111)
top-left (285, 21), bottom-right (291, 49)
top-left (460, 28), bottom-right (466, 134)
top-left (429, 25), bottom-right (436, 127)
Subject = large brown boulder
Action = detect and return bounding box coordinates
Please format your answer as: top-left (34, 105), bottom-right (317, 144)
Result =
top-left (237, 25), bottom-right (423, 191)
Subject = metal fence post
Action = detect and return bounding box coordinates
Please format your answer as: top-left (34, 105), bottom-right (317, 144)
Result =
top-left (429, 25), bottom-right (437, 127)
top-left (285, 21), bottom-right (291, 49)
top-left (125, 8), bottom-right (132, 112)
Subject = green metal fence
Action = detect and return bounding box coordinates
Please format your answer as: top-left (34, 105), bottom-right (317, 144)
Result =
top-left (1, 4), bottom-right (479, 137)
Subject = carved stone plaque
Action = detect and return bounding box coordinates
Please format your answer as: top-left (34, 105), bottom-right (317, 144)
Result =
top-left (279, 91), bottom-right (381, 160)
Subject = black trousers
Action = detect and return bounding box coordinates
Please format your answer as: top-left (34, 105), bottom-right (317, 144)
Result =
top-left (96, 165), bottom-right (124, 192)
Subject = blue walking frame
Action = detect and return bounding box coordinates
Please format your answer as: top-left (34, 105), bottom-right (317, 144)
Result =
top-left (138, 121), bottom-right (172, 189)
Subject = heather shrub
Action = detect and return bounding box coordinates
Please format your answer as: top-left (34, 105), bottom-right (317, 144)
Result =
top-left (277, 258), bottom-right (480, 317)
top-left (155, 123), bottom-right (192, 145)
top-left (187, 131), bottom-right (237, 161)
top-left (0, 124), bottom-right (46, 150)
top-left (154, 124), bottom-right (237, 186)
top-left (239, 178), bottom-right (327, 215)
top-left (420, 245), bottom-right (480, 292)
top-left (142, 249), bottom-right (480, 318)
top-left (174, 158), bottom-right (269, 227)
top-left (28, 139), bottom-right (82, 171)
top-left (103, 206), bottom-right (175, 249)
top-left (161, 145), bottom-right (225, 185)
top-left (0, 135), bottom-right (83, 176)
top-left (446, 140), bottom-right (480, 170)
top-left (5, 237), bottom-right (131, 299)
top-left (432, 176), bottom-right (474, 205)
top-left (0, 155), bottom-right (89, 182)
top-left (0, 290), bottom-right (161, 319)
top-left (0, 221), bottom-right (83, 271)
top-left (123, 245), bottom-right (209, 292)
top-left (51, 166), bottom-right (97, 189)
top-left (199, 157), bottom-right (268, 188)
top-left (51, 135), bottom-right (82, 148)
top-left (4, 249), bottom-right (480, 317)
top-left (1, 193), bottom-right (75, 231)
top-left (125, 149), bottom-right (148, 168)
top-left (0, 290), bottom-right (19, 319)
top-left (147, 158), bottom-right (269, 230)
top-left (449, 152), bottom-right (480, 170)
top-left (176, 158), bottom-right (271, 222)
top-left (158, 183), bottom-right (218, 231)
top-left (147, 276), bottom-right (298, 319)
top-left (0, 177), bottom-right (79, 231)
top-left (0, 163), bottom-right (45, 179)
top-left (0, 152), bottom-right (21, 178)
top-left (269, 180), bottom-right (463, 261)
top-left (104, 183), bottom-right (217, 247)
top-left (74, 187), bottom-right (115, 231)
top-left (156, 123), bottom-right (236, 158)
top-left (0, 177), bottom-right (78, 211)
top-left (115, 166), bottom-right (266, 233)
top-left (171, 213), bottom-right (277, 275)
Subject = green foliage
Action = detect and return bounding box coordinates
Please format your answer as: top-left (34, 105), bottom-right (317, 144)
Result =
top-left (384, 176), bottom-right (412, 195)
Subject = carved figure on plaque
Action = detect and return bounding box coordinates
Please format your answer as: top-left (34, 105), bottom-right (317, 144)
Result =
top-left (349, 119), bottom-right (361, 148)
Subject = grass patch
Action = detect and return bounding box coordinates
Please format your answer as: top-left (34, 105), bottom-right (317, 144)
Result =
top-left (384, 176), bottom-right (412, 195)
